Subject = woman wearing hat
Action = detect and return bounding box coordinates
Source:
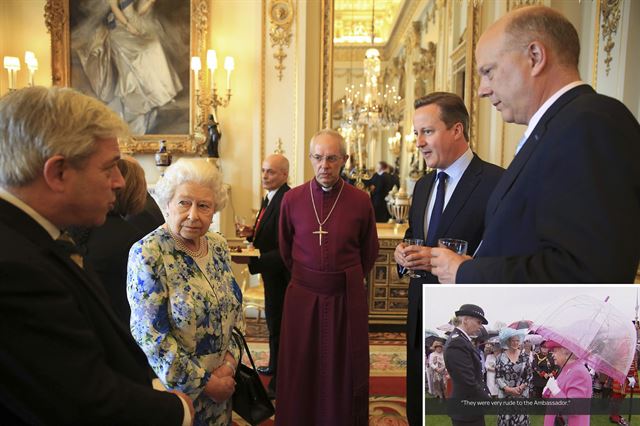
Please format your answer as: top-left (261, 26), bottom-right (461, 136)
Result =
top-left (496, 327), bottom-right (532, 426)
top-left (428, 341), bottom-right (447, 399)
top-left (542, 340), bottom-right (592, 426)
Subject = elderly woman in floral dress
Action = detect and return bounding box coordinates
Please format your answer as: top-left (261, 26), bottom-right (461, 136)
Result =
top-left (496, 328), bottom-right (532, 426)
top-left (127, 158), bottom-right (243, 426)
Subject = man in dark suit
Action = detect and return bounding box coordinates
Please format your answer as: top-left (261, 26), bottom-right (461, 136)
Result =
top-left (366, 161), bottom-right (394, 222)
top-left (393, 92), bottom-right (503, 426)
top-left (431, 5), bottom-right (640, 283)
top-left (246, 153), bottom-right (291, 396)
top-left (0, 86), bottom-right (193, 425)
top-left (444, 304), bottom-right (491, 426)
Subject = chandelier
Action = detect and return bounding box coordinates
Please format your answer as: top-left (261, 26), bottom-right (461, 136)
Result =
top-left (339, 0), bottom-right (402, 189)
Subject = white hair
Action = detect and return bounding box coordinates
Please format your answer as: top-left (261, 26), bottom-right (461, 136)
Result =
top-left (309, 128), bottom-right (347, 157)
top-left (154, 158), bottom-right (227, 215)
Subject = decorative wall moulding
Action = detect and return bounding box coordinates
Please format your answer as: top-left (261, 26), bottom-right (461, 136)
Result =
top-left (600, 0), bottom-right (621, 76)
top-left (268, 0), bottom-right (294, 81)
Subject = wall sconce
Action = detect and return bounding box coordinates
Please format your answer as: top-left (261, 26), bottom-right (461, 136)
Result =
top-left (25, 51), bottom-right (38, 86)
top-left (3, 56), bottom-right (21, 91)
top-left (191, 50), bottom-right (234, 116)
top-left (3, 52), bottom-right (38, 92)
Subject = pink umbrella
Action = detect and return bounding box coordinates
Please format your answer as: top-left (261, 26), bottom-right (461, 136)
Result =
top-left (532, 294), bottom-right (636, 383)
top-left (508, 319), bottom-right (533, 331)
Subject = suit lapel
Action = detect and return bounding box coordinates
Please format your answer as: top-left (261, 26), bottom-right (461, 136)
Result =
top-left (0, 199), bottom-right (133, 339)
top-left (437, 155), bottom-right (482, 236)
top-left (486, 85), bottom-right (594, 217)
top-left (254, 184), bottom-right (288, 242)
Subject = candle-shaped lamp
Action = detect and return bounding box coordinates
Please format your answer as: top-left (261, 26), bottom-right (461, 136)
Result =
top-left (223, 56), bottom-right (234, 91)
top-left (24, 51), bottom-right (38, 86)
top-left (206, 49), bottom-right (217, 89)
top-left (190, 56), bottom-right (201, 91)
top-left (3, 56), bottom-right (20, 91)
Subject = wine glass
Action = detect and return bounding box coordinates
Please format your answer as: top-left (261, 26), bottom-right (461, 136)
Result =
top-left (234, 215), bottom-right (252, 238)
top-left (437, 238), bottom-right (468, 255)
top-left (403, 238), bottom-right (424, 278)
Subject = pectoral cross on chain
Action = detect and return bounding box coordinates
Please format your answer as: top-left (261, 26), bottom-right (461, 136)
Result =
top-left (313, 224), bottom-right (328, 245)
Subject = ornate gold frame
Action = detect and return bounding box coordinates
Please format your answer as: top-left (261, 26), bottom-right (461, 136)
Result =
top-left (45, 0), bottom-right (210, 154)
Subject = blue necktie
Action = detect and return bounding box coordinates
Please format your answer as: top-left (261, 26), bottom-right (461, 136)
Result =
top-left (426, 171), bottom-right (447, 247)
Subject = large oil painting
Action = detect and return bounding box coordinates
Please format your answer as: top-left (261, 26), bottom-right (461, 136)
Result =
top-left (46, 0), bottom-right (209, 153)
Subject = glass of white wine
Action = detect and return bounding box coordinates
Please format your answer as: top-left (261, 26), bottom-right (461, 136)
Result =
top-left (403, 238), bottom-right (424, 278)
top-left (437, 238), bottom-right (468, 255)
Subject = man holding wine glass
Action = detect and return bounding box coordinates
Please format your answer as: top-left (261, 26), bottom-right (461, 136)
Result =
top-left (393, 92), bottom-right (503, 426)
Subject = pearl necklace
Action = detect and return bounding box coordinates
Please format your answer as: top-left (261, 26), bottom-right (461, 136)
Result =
top-left (169, 229), bottom-right (208, 258)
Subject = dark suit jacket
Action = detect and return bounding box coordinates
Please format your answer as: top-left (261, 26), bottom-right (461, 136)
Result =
top-left (403, 154), bottom-right (503, 348)
top-left (85, 212), bottom-right (147, 327)
top-left (0, 200), bottom-right (183, 425)
top-left (458, 85), bottom-right (640, 283)
top-left (125, 192), bottom-right (164, 237)
top-left (444, 328), bottom-right (490, 420)
top-left (248, 184), bottom-right (290, 277)
top-left (366, 172), bottom-right (394, 222)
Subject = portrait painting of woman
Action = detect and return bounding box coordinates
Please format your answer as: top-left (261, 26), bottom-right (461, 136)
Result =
top-left (70, 0), bottom-right (190, 135)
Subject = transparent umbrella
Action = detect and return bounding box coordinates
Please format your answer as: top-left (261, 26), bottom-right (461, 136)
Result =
top-left (532, 294), bottom-right (636, 383)
top-left (424, 329), bottom-right (441, 339)
top-left (437, 322), bottom-right (455, 333)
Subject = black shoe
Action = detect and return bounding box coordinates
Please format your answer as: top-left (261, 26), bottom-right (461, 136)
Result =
top-left (257, 366), bottom-right (274, 375)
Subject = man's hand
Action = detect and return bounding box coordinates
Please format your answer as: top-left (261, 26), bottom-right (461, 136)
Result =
top-left (394, 243), bottom-right (433, 272)
top-left (393, 243), bottom-right (408, 267)
top-left (430, 248), bottom-right (470, 283)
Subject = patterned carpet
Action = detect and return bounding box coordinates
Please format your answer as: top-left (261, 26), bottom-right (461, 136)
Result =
top-left (232, 319), bottom-right (408, 425)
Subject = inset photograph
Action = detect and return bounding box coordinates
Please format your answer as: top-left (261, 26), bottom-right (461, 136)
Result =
top-left (424, 285), bottom-right (640, 425)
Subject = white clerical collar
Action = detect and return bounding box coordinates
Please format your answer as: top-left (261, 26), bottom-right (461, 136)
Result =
top-left (315, 178), bottom-right (342, 192)
top-left (0, 187), bottom-right (61, 239)
top-left (524, 81), bottom-right (585, 140)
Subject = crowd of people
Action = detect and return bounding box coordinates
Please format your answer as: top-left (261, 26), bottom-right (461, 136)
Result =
top-left (426, 310), bottom-right (639, 426)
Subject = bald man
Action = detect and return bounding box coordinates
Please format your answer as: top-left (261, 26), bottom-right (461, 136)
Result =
top-left (431, 5), bottom-right (640, 283)
top-left (246, 154), bottom-right (291, 396)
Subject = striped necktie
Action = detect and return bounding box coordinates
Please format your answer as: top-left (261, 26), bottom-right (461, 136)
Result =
top-left (56, 232), bottom-right (84, 269)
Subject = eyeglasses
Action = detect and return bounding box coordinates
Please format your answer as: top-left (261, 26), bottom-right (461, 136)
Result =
top-left (309, 154), bottom-right (343, 163)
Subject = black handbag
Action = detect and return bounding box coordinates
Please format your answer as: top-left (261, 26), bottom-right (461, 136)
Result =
top-left (231, 327), bottom-right (275, 425)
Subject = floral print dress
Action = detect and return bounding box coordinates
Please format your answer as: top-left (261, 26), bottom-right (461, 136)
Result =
top-left (127, 227), bottom-right (244, 426)
top-left (496, 351), bottom-right (533, 426)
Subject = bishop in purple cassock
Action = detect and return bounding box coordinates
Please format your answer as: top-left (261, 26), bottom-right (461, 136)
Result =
top-left (276, 130), bottom-right (379, 426)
